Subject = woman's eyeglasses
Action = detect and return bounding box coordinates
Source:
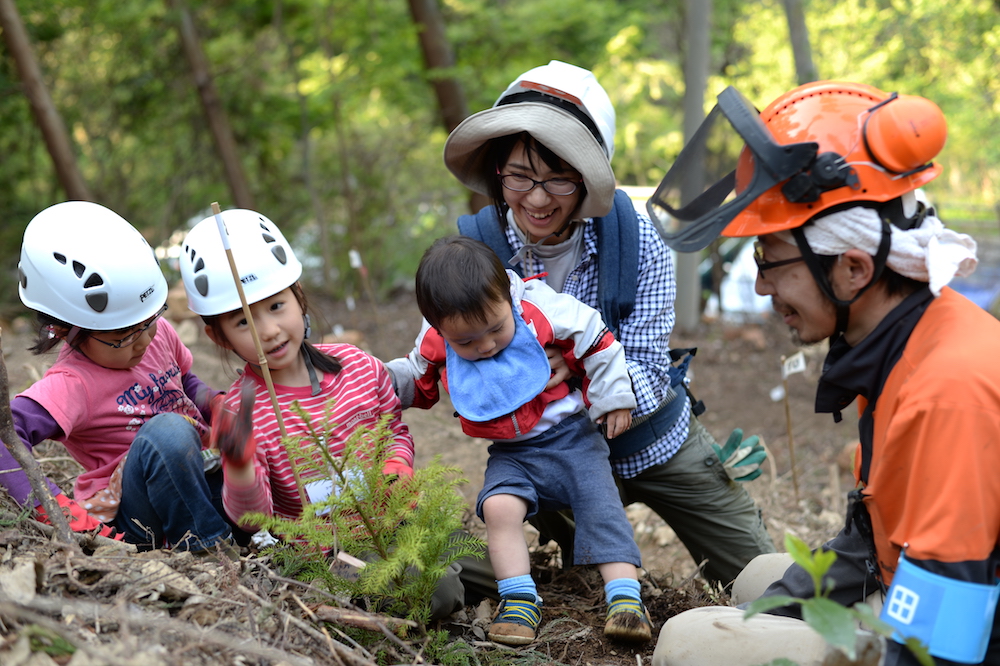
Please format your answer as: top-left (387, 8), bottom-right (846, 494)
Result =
top-left (91, 304), bottom-right (168, 348)
top-left (753, 241), bottom-right (805, 275)
top-left (499, 173), bottom-right (580, 196)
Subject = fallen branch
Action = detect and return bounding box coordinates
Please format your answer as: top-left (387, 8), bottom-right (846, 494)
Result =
top-left (235, 582), bottom-right (376, 666)
top-left (0, 511), bottom-right (135, 552)
top-left (0, 328), bottom-right (74, 545)
top-left (1, 596), bottom-right (323, 666)
top-left (311, 603), bottom-right (418, 633)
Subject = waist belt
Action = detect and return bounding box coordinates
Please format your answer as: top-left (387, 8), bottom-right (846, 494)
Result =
top-left (607, 386), bottom-right (685, 460)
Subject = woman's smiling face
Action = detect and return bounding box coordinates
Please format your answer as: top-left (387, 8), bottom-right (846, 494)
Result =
top-left (499, 141), bottom-right (582, 243)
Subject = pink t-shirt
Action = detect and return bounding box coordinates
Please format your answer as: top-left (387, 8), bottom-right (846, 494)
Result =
top-left (221, 343), bottom-right (414, 525)
top-left (19, 319), bottom-right (207, 501)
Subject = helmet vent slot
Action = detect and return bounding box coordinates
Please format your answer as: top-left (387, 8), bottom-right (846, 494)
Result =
top-left (194, 257), bottom-right (204, 273)
top-left (195, 274), bottom-right (209, 297)
top-left (85, 292), bottom-right (108, 313)
top-left (73, 261), bottom-right (86, 278)
top-left (53, 253), bottom-right (67, 265)
top-left (271, 246), bottom-right (288, 265)
top-left (18, 268), bottom-right (26, 289)
top-left (262, 234), bottom-right (276, 244)
top-left (84, 273), bottom-right (104, 289)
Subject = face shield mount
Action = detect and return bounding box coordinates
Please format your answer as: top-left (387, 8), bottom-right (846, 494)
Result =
top-left (647, 87), bottom-right (824, 253)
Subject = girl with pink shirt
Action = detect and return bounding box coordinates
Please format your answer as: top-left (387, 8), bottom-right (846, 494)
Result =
top-left (0, 201), bottom-right (237, 553)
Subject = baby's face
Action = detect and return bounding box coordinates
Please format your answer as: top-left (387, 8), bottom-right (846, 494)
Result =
top-left (438, 299), bottom-right (515, 362)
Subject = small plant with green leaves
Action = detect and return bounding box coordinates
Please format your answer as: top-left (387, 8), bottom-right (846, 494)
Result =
top-left (744, 533), bottom-right (933, 666)
top-left (245, 400), bottom-right (485, 626)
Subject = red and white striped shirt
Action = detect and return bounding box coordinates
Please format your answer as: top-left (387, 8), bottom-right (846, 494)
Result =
top-left (221, 343), bottom-right (414, 525)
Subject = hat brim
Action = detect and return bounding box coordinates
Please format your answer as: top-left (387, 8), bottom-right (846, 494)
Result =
top-left (444, 103), bottom-right (615, 219)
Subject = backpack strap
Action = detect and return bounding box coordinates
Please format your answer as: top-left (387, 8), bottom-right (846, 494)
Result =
top-left (607, 346), bottom-right (701, 459)
top-left (457, 207), bottom-right (525, 278)
top-left (595, 189), bottom-right (639, 337)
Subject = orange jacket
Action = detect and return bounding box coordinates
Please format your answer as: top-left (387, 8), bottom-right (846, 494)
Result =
top-left (859, 288), bottom-right (1000, 584)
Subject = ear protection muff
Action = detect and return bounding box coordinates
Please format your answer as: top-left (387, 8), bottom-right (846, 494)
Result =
top-left (863, 92), bottom-right (947, 174)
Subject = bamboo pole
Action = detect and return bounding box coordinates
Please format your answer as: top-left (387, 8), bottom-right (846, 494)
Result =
top-left (211, 202), bottom-right (307, 505)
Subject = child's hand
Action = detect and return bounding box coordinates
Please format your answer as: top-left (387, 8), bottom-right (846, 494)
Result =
top-left (598, 408), bottom-right (633, 439)
top-left (382, 457), bottom-right (414, 481)
top-left (35, 493), bottom-right (124, 540)
top-left (211, 382), bottom-right (257, 470)
top-left (544, 345), bottom-right (573, 390)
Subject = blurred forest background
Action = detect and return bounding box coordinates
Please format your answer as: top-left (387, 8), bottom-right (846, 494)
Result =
top-left (1, 0), bottom-right (998, 325)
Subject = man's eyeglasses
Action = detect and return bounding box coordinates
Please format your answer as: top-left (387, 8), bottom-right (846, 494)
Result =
top-left (499, 173), bottom-right (580, 196)
top-left (753, 241), bottom-right (805, 275)
top-left (91, 304), bottom-right (168, 348)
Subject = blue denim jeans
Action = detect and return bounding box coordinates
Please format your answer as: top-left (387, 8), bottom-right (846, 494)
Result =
top-left (114, 413), bottom-right (233, 551)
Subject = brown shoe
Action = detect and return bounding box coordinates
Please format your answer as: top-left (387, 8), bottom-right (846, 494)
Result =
top-left (604, 595), bottom-right (652, 643)
top-left (487, 594), bottom-right (542, 646)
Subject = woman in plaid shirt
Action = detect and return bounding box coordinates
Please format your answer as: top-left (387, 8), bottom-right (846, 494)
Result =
top-left (441, 60), bottom-right (775, 587)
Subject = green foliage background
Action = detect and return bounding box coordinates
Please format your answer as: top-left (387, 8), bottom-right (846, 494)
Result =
top-left (1, 0), bottom-right (997, 319)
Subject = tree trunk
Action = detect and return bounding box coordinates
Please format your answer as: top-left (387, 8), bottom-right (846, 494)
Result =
top-left (406, 0), bottom-right (487, 213)
top-left (782, 0), bottom-right (818, 85)
top-left (166, 0), bottom-right (254, 210)
top-left (674, 0), bottom-right (712, 333)
top-left (0, 0), bottom-right (91, 201)
top-left (406, 0), bottom-right (468, 133)
top-left (274, 1), bottom-right (332, 289)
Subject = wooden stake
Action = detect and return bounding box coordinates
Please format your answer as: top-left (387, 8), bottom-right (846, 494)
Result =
top-left (211, 202), bottom-right (307, 505)
top-left (780, 355), bottom-right (801, 502)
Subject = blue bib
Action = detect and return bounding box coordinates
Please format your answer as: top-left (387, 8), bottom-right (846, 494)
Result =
top-left (446, 313), bottom-right (551, 422)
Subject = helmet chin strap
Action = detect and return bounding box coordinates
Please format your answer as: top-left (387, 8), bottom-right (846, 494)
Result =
top-left (302, 313), bottom-right (321, 396)
top-left (791, 218), bottom-right (891, 340)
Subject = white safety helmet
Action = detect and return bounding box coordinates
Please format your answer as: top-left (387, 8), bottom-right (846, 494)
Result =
top-left (180, 209), bottom-right (303, 316)
top-left (444, 60), bottom-right (617, 219)
top-left (18, 201), bottom-right (168, 330)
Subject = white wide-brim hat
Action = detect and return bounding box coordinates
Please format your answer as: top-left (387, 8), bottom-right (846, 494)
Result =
top-left (444, 61), bottom-right (617, 219)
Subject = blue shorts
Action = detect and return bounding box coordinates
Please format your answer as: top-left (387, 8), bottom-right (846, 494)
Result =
top-left (477, 411), bottom-right (641, 567)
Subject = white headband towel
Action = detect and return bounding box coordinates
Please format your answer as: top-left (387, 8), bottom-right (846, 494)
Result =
top-left (791, 206), bottom-right (978, 297)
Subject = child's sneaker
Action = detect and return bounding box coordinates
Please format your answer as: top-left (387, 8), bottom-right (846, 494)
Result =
top-left (487, 593), bottom-right (542, 645)
top-left (604, 595), bottom-right (652, 643)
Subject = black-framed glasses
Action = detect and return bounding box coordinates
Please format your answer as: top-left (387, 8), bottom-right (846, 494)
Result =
top-left (499, 173), bottom-right (580, 196)
top-left (753, 242), bottom-right (805, 275)
top-left (91, 304), bottom-right (168, 348)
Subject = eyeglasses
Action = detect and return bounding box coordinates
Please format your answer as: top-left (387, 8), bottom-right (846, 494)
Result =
top-left (91, 304), bottom-right (168, 348)
top-left (499, 173), bottom-right (580, 196)
top-left (753, 242), bottom-right (805, 275)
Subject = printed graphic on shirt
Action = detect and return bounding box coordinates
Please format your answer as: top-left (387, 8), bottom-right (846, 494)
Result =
top-left (113, 362), bottom-right (206, 437)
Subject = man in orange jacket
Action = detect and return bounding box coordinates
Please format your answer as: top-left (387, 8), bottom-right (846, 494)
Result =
top-left (647, 81), bottom-right (998, 666)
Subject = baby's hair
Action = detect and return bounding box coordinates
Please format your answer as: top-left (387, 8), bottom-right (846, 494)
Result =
top-left (478, 131), bottom-right (588, 227)
top-left (201, 282), bottom-right (342, 376)
top-left (415, 236), bottom-right (511, 330)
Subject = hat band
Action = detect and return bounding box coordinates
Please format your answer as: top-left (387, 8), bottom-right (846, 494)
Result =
top-left (497, 91), bottom-right (605, 152)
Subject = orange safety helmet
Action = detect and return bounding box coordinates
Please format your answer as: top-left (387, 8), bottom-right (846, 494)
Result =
top-left (648, 81), bottom-right (947, 252)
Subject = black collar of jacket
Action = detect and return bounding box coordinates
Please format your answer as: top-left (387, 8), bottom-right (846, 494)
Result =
top-left (815, 285), bottom-right (934, 482)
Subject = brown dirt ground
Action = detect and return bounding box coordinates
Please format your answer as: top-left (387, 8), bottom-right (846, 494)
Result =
top-left (0, 293), bottom-right (860, 666)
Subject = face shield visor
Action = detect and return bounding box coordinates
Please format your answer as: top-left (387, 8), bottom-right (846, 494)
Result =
top-left (646, 87), bottom-right (819, 253)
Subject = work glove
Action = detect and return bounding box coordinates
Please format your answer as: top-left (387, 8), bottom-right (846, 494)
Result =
top-left (210, 382), bottom-right (258, 468)
top-left (381, 458), bottom-right (414, 481)
top-left (35, 492), bottom-right (124, 540)
top-left (712, 429), bottom-right (767, 482)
